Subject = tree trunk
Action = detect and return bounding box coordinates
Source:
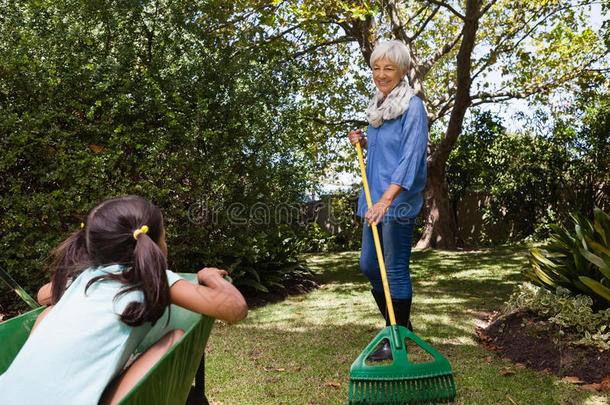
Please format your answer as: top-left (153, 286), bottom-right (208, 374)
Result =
top-left (416, 0), bottom-right (481, 250)
top-left (416, 160), bottom-right (461, 249)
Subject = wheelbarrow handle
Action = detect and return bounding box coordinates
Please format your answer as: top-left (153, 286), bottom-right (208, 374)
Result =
top-left (0, 265), bottom-right (41, 310)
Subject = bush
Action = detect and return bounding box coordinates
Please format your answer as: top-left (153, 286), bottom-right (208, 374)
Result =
top-left (328, 193), bottom-right (363, 251)
top-left (0, 0), bottom-right (319, 310)
top-left (223, 227), bottom-right (312, 294)
top-left (448, 103), bottom-right (610, 245)
top-left (299, 222), bottom-right (337, 253)
top-left (526, 207), bottom-right (610, 310)
top-left (505, 283), bottom-right (610, 349)
top-left (298, 192), bottom-right (362, 253)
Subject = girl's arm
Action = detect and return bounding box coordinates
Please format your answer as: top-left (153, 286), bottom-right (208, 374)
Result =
top-left (169, 267), bottom-right (248, 324)
top-left (37, 282), bottom-right (53, 306)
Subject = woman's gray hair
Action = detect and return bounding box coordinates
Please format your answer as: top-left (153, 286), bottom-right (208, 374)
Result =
top-left (370, 40), bottom-right (411, 73)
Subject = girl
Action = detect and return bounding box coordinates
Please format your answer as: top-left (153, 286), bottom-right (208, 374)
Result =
top-left (0, 195), bottom-right (248, 405)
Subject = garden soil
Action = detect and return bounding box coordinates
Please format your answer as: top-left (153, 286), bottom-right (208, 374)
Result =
top-left (478, 308), bottom-right (610, 385)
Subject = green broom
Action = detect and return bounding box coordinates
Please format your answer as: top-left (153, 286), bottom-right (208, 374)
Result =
top-left (349, 142), bottom-right (456, 404)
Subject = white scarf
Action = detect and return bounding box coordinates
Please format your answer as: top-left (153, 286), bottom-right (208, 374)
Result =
top-left (366, 79), bottom-right (415, 128)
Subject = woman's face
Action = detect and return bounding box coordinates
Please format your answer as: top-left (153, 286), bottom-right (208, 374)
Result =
top-left (372, 57), bottom-right (407, 97)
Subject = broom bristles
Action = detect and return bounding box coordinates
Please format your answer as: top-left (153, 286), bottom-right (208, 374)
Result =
top-left (349, 374), bottom-right (455, 404)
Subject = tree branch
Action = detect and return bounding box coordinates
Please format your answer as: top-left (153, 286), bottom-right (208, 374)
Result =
top-left (382, 0), bottom-right (411, 44)
top-left (427, 0), bottom-right (465, 20)
top-left (210, 2), bottom-right (278, 32)
top-left (292, 36), bottom-right (355, 58)
top-left (429, 85), bottom-right (456, 109)
top-left (405, 4), bottom-right (428, 26)
top-left (429, 96), bottom-right (456, 124)
top-left (302, 116), bottom-right (368, 127)
top-left (337, 13), bottom-right (377, 66)
top-left (230, 23), bottom-right (304, 58)
top-left (411, 5), bottom-right (441, 41)
top-left (431, 0), bottom-right (481, 168)
top-left (471, 56), bottom-right (608, 105)
top-left (473, 0), bottom-right (601, 83)
top-left (420, 28), bottom-right (463, 77)
top-left (479, 0), bottom-right (499, 17)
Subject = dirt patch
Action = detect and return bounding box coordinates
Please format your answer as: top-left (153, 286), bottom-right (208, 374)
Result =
top-left (477, 308), bottom-right (610, 385)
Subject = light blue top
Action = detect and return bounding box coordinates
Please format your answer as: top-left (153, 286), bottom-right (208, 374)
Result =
top-left (357, 96), bottom-right (428, 220)
top-left (0, 265), bottom-right (183, 405)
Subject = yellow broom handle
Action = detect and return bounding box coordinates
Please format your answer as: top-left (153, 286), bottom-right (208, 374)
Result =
top-left (356, 142), bottom-right (396, 326)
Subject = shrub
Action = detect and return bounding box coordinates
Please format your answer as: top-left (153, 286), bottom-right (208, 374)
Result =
top-left (329, 193), bottom-right (363, 251)
top-left (299, 222), bottom-right (337, 253)
top-left (223, 227), bottom-right (312, 294)
top-left (526, 207), bottom-right (610, 309)
top-left (505, 283), bottom-right (610, 349)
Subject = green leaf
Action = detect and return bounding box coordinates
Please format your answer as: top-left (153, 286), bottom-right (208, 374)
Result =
top-left (594, 207), bottom-right (609, 245)
top-left (530, 248), bottom-right (559, 269)
top-left (580, 248), bottom-right (610, 276)
top-left (579, 276), bottom-right (610, 303)
top-left (531, 262), bottom-right (559, 288)
top-left (586, 239), bottom-right (610, 257)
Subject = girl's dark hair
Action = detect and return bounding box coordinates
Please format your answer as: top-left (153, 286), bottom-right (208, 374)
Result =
top-left (46, 196), bottom-right (170, 326)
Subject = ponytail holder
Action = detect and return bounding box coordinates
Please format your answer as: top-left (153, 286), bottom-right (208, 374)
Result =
top-left (80, 222), bottom-right (85, 229)
top-left (133, 225), bottom-right (149, 240)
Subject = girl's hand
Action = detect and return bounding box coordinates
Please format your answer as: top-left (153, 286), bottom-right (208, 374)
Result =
top-left (171, 267), bottom-right (248, 323)
top-left (348, 129), bottom-right (366, 148)
top-left (37, 282), bottom-right (53, 306)
top-left (365, 201), bottom-right (389, 226)
top-left (197, 267), bottom-right (228, 285)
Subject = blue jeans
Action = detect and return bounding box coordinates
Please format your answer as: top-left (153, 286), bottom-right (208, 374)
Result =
top-left (360, 218), bottom-right (415, 299)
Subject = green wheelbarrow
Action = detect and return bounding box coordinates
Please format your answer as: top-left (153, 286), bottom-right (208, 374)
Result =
top-left (0, 273), bottom-right (216, 405)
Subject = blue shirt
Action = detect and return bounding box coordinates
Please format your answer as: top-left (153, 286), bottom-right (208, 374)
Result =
top-left (0, 265), bottom-right (183, 405)
top-left (357, 96), bottom-right (428, 220)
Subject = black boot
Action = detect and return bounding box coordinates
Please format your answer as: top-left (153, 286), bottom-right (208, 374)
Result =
top-left (371, 289), bottom-right (390, 326)
top-left (392, 298), bottom-right (413, 332)
top-left (370, 290), bottom-right (414, 330)
top-left (367, 290), bottom-right (392, 362)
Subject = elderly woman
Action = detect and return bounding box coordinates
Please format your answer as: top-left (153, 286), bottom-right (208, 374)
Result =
top-left (348, 40), bottom-right (428, 362)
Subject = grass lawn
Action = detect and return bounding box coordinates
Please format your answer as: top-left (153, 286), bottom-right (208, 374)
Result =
top-left (205, 248), bottom-right (610, 404)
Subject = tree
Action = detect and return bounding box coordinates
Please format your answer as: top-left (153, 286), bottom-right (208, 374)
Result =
top-left (249, 0), bottom-right (608, 248)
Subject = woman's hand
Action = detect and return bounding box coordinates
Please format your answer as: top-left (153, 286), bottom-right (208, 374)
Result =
top-left (365, 201), bottom-right (390, 226)
top-left (348, 129), bottom-right (367, 148)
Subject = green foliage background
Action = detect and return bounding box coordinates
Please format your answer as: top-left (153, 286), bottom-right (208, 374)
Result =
top-left (1, 0), bottom-right (607, 309)
top-left (0, 0), bottom-right (329, 307)
top-left (447, 85), bottom-right (610, 245)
